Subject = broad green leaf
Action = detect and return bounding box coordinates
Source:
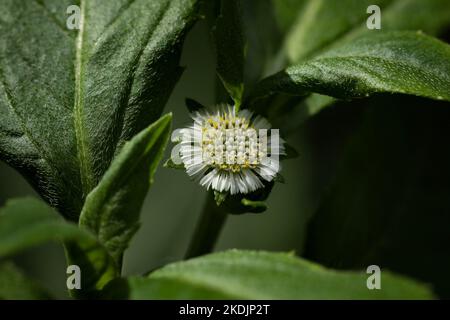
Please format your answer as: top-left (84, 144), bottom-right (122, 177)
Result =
top-left (103, 250), bottom-right (434, 299)
top-left (262, 0), bottom-right (450, 131)
top-left (212, 0), bottom-right (245, 108)
top-left (304, 95), bottom-right (450, 298)
top-left (0, 197), bottom-right (117, 294)
top-left (250, 32), bottom-right (450, 105)
top-left (332, 0), bottom-right (450, 53)
top-left (0, 0), bottom-right (199, 219)
top-left (0, 262), bottom-right (52, 299)
top-left (285, 0), bottom-right (450, 63)
top-left (79, 114), bottom-right (172, 265)
top-left (285, 0), bottom-right (391, 63)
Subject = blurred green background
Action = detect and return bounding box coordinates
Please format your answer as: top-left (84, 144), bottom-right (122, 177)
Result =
top-left (2, 1), bottom-right (450, 299)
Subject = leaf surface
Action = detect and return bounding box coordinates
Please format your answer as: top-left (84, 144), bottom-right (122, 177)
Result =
top-left (250, 32), bottom-right (450, 104)
top-left (103, 250), bottom-right (433, 299)
top-left (0, 0), bottom-right (198, 218)
top-left (79, 114), bottom-right (172, 265)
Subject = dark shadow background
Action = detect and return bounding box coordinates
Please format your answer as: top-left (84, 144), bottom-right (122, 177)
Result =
top-left (1, 11), bottom-right (450, 299)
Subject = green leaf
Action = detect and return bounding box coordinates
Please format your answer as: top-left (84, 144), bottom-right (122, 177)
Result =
top-left (163, 157), bottom-right (185, 170)
top-left (212, 0), bottom-right (245, 108)
top-left (213, 191), bottom-right (270, 213)
top-left (0, 262), bottom-right (52, 299)
top-left (79, 114), bottom-right (172, 265)
top-left (240, 198), bottom-right (267, 213)
top-left (285, 0), bottom-right (450, 63)
top-left (0, 197), bottom-right (117, 294)
top-left (285, 0), bottom-right (391, 63)
top-left (331, 0), bottom-right (450, 54)
top-left (0, 0), bottom-right (199, 219)
top-left (260, 0), bottom-right (450, 130)
top-left (214, 181), bottom-right (274, 215)
top-left (103, 250), bottom-right (434, 299)
top-left (213, 190), bottom-right (228, 206)
top-left (250, 32), bottom-right (450, 105)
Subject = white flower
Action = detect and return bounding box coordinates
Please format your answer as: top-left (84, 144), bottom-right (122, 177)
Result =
top-left (177, 104), bottom-right (284, 195)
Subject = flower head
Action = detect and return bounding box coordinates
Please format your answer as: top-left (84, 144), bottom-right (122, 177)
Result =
top-left (175, 104), bottom-right (284, 195)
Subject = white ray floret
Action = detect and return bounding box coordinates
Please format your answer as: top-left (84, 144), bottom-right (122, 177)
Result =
top-left (177, 104), bottom-right (285, 195)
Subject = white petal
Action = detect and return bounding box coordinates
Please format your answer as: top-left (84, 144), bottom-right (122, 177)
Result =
top-left (255, 162), bottom-right (279, 181)
top-left (199, 169), bottom-right (218, 190)
top-left (232, 169), bottom-right (263, 194)
top-left (185, 163), bottom-right (208, 178)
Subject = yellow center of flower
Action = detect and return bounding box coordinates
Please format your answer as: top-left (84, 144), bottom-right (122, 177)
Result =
top-left (201, 114), bottom-right (267, 172)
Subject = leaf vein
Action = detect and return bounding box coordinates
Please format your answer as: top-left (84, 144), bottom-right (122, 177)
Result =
top-left (33, 0), bottom-right (72, 38)
top-left (0, 68), bottom-right (59, 179)
top-left (74, 0), bottom-right (92, 197)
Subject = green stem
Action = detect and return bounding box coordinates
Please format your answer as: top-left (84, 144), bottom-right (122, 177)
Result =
top-left (185, 192), bottom-right (227, 259)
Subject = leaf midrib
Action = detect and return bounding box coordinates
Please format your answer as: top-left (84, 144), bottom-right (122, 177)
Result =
top-left (74, 0), bottom-right (92, 197)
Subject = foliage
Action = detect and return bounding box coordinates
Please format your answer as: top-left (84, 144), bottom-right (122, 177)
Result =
top-left (0, 0), bottom-right (449, 299)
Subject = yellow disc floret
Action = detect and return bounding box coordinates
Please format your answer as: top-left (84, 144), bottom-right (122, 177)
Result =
top-left (201, 114), bottom-right (266, 172)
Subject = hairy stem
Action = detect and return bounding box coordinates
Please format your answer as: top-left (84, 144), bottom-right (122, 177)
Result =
top-left (185, 192), bottom-right (227, 259)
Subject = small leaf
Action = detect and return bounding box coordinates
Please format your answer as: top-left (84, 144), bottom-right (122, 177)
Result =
top-left (163, 157), bottom-right (185, 170)
top-left (213, 190), bottom-right (228, 206)
top-left (250, 32), bottom-right (450, 104)
top-left (0, 197), bottom-right (117, 295)
top-left (241, 198), bottom-right (267, 213)
top-left (0, 262), bottom-right (52, 299)
top-left (216, 181), bottom-right (274, 214)
top-left (102, 250), bottom-right (434, 299)
top-left (79, 114), bottom-right (172, 266)
top-left (212, 0), bottom-right (245, 108)
top-left (185, 98), bottom-right (206, 113)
